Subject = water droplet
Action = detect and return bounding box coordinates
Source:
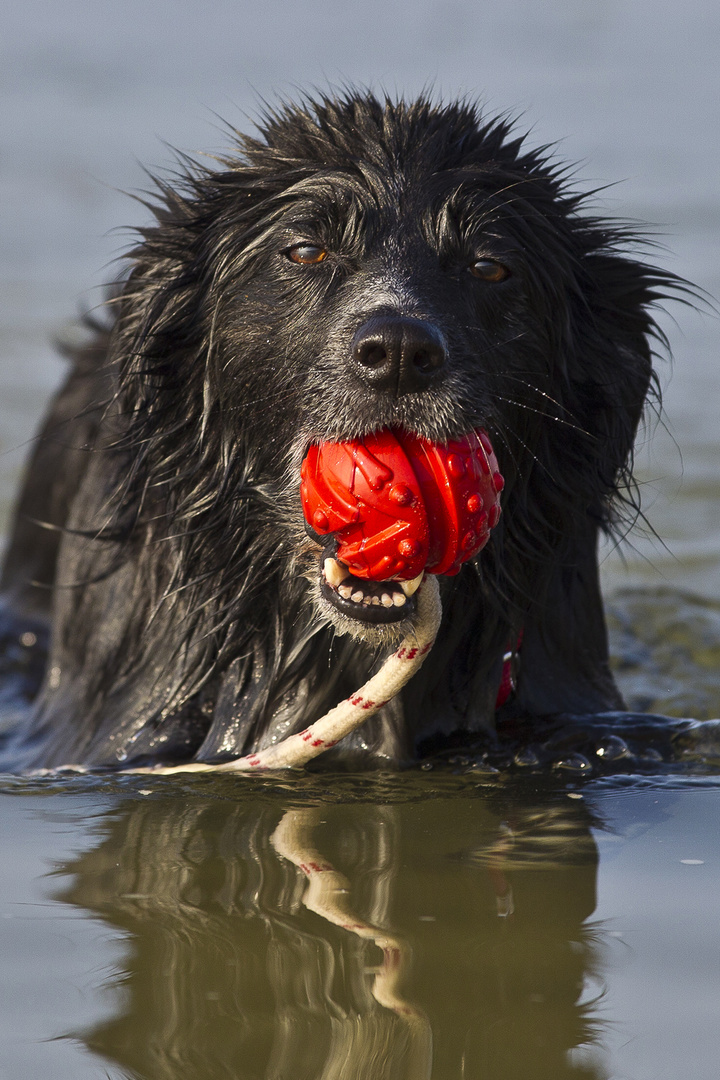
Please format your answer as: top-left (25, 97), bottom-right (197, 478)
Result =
top-left (514, 747), bottom-right (540, 767)
top-left (595, 735), bottom-right (630, 760)
top-left (552, 753), bottom-right (592, 774)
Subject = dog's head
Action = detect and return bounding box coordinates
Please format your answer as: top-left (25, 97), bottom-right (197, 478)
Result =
top-left (114, 93), bottom-right (673, 646)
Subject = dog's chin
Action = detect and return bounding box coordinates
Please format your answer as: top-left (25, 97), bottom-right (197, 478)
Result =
top-left (310, 553), bottom-right (420, 645)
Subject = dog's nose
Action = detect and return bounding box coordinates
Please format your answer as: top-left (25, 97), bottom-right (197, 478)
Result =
top-left (351, 316), bottom-right (447, 395)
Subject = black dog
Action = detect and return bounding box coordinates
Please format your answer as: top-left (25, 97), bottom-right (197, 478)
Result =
top-left (0, 92), bottom-right (678, 769)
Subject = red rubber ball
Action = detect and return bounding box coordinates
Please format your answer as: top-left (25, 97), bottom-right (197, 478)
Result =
top-left (300, 428), bottom-right (504, 581)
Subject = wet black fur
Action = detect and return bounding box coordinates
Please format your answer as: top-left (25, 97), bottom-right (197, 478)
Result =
top-left (0, 92), bottom-right (681, 768)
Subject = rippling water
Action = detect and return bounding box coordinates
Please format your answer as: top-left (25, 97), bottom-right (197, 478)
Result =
top-left (1, 1), bottom-right (719, 1076)
top-left (1, 770), bottom-right (719, 1079)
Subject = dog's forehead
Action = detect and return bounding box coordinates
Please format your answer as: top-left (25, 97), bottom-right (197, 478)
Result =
top-left (272, 163), bottom-right (529, 248)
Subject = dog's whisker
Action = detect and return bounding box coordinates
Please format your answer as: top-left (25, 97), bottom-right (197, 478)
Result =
top-left (490, 394), bottom-right (594, 437)
top-left (484, 373), bottom-right (574, 413)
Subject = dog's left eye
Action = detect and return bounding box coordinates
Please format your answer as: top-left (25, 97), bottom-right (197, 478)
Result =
top-left (286, 244), bottom-right (328, 265)
top-left (469, 259), bottom-right (510, 283)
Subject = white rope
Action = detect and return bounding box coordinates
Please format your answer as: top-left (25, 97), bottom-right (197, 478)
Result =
top-left (132, 574), bottom-right (442, 775)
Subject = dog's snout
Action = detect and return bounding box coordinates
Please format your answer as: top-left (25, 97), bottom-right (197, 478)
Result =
top-left (351, 316), bottom-right (447, 395)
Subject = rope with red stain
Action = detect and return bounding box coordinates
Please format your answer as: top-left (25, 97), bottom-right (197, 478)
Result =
top-left (132, 573), bottom-right (442, 774)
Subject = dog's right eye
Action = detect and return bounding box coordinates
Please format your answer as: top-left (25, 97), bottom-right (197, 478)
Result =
top-left (469, 258), bottom-right (510, 283)
top-left (286, 244), bottom-right (328, 265)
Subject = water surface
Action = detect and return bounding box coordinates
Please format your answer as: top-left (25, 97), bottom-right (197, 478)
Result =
top-left (1, 771), bottom-right (719, 1079)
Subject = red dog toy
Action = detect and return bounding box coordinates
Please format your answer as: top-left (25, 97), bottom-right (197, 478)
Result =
top-left (301, 429), bottom-right (504, 581)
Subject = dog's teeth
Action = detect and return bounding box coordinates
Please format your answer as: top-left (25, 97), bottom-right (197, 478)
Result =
top-left (399, 572), bottom-right (424, 597)
top-left (323, 557), bottom-right (346, 588)
top-left (328, 563), bottom-right (415, 611)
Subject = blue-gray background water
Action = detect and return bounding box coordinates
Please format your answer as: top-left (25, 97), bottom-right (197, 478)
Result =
top-left (1, 2), bottom-right (719, 1078)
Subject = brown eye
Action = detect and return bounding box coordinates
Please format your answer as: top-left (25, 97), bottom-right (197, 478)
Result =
top-left (470, 259), bottom-right (510, 283)
top-left (287, 244), bottom-right (328, 265)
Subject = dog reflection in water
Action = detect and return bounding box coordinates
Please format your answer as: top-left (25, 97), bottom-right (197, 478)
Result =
top-left (56, 792), bottom-right (603, 1079)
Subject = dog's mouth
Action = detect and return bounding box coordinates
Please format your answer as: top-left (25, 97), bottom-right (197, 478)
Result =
top-left (301, 427), bottom-right (504, 631)
top-left (319, 546), bottom-right (420, 624)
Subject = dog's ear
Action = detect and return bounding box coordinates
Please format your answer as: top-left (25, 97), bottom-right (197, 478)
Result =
top-left (549, 247), bottom-right (669, 532)
top-left (576, 249), bottom-right (659, 447)
top-left (111, 162), bottom-right (284, 459)
top-left (494, 247), bottom-right (676, 716)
